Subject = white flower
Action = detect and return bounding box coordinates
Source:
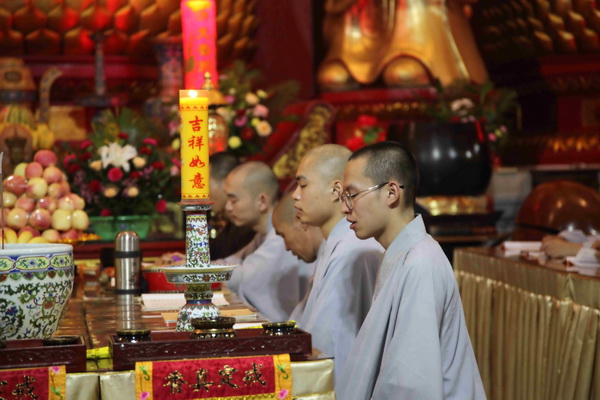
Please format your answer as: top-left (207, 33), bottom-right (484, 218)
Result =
top-left (132, 157), bottom-right (146, 169)
top-left (245, 92), bottom-right (259, 106)
top-left (450, 98), bottom-right (475, 117)
top-left (99, 143), bottom-right (137, 172)
top-left (255, 120), bottom-right (272, 137)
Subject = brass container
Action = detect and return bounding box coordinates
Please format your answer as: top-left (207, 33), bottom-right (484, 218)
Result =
top-left (261, 321), bottom-right (296, 336)
top-left (190, 317), bottom-right (236, 339)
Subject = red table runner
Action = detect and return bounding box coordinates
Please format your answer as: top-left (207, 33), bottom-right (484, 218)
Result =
top-left (135, 354), bottom-right (292, 400)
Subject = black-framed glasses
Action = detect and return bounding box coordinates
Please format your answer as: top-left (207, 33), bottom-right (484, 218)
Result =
top-left (341, 182), bottom-right (400, 210)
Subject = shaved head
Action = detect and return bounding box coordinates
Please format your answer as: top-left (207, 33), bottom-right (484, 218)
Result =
top-left (229, 161), bottom-right (280, 203)
top-left (302, 144), bottom-right (351, 183)
top-left (273, 192), bottom-right (324, 263)
top-left (273, 192), bottom-right (296, 226)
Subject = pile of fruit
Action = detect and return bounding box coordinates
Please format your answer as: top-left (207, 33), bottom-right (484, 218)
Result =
top-left (1, 150), bottom-right (90, 244)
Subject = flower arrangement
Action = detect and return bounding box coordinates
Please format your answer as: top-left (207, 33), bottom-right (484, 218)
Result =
top-left (63, 108), bottom-right (173, 217)
top-left (345, 114), bottom-right (387, 151)
top-left (217, 61), bottom-right (299, 157)
top-left (427, 79), bottom-right (518, 151)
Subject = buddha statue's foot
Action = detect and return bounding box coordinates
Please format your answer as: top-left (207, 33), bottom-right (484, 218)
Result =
top-left (318, 60), bottom-right (360, 91)
top-left (382, 56), bottom-right (432, 87)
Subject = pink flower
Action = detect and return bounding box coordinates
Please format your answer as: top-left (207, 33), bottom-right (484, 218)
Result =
top-left (80, 151), bottom-right (92, 162)
top-left (488, 133), bottom-right (497, 142)
top-left (89, 180), bottom-right (101, 193)
top-left (252, 104), bottom-right (269, 118)
top-left (108, 167), bottom-right (124, 182)
top-left (130, 171), bottom-right (141, 180)
top-left (63, 154), bottom-right (76, 168)
top-left (143, 138), bottom-right (157, 146)
top-left (155, 199), bottom-right (167, 213)
top-left (140, 391), bottom-right (150, 400)
top-left (80, 140), bottom-right (93, 149)
top-left (118, 132), bottom-right (129, 140)
top-left (225, 94), bottom-right (235, 104)
top-left (100, 208), bottom-right (112, 217)
top-left (234, 115), bottom-right (248, 127)
top-left (278, 389), bottom-right (289, 399)
top-left (50, 366), bottom-right (61, 374)
top-left (151, 161), bottom-right (165, 170)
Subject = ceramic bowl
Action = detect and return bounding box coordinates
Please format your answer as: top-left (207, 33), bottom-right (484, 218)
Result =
top-left (0, 243), bottom-right (74, 340)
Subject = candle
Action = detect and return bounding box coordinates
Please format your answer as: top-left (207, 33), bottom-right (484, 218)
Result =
top-left (181, 0), bottom-right (218, 89)
top-left (179, 89), bottom-right (210, 202)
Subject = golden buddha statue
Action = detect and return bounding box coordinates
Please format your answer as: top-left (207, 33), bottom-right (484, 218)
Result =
top-left (318, 0), bottom-right (488, 90)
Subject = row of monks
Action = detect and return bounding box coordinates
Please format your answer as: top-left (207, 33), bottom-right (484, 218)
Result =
top-left (208, 142), bottom-right (486, 399)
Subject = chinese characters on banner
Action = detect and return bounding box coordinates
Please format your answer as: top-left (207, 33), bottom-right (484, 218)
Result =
top-left (181, 0), bottom-right (217, 89)
top-left (179, 90), bottom-right (210, 201)
top-left (0, 365), bottom-right (66, 400)
top-left (135, 354), bottom-right (292, 399)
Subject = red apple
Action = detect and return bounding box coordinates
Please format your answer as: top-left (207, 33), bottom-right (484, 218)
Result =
top-left (15, 196), bottom-right (35, 213)
top-left (26, 177), bottom-right (48, 199)
top-left (13, 163), bottom-right (27, 177)
top-left (34, 149), bottom-right (58, 168)
top-left (72, 209), bottom-right (90, 230)
top-left (58, 195), bottom-right (75, 211)
top-left (42, 166), bottom-right (63, 184)
top-left (60, 180), bottom-right (71, 194)
top-left (68, 193), bottom-right (85, 210)
top-left (47, 182), bottom-right (65, 199)
top-left (4, 175), bottom-right (27, 196)
top-left (7, 207), bottom-right (28, 230)
top-left (42, 229), bottom-right (61, 242)
top-left (29, 208), bottom-right (52, 230)
top-left (25, 162), bottom-right (43, 179)
top-left (51, 209), bottom-right (71, 231)
top-left (18, 226), bottom-right (40, 237)
top-left (60, 229), bottom-right (79, 241)
top-left (37, 197), bottom-right (58, 213)
top-left (2, 191), bottom-right (17, 208)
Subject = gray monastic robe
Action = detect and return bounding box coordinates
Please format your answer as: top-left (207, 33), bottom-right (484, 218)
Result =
top-left (298, 218), bottom-right (383, 381)
top-left (336, 215), bottom-right (486, 400)
top-left (224, 214), bottom-right (308, 322)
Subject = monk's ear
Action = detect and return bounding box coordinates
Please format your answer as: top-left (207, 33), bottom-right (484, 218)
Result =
top-left (386, 181), bottom-right (402, 207)
top-left (331, 180), bottom-right (343, 202)
top-left (257, 193), bottom-right (270, 212)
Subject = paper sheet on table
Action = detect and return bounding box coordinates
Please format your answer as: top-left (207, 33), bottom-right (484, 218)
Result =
top-left (142, 292), bottom-right (229, 311)
top-left (567, 248), bottom-right (600, 268)
top-left (501, 241), bottom-right (542, 256)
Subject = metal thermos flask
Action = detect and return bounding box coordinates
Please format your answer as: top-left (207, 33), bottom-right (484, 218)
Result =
top-left (115, 231), bottom-right (142, 295)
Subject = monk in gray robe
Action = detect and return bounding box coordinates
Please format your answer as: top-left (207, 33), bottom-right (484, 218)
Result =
top-left (272, 192), bottom-right (322, 319)
top-left (293, 144), bottom-right (383, 380)
top-left (337, 142), bottom-right (485, 399)
top-left (221, 161), bottom-right (304, 322)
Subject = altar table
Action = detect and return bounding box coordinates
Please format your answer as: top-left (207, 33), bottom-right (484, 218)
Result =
top-left (454, 247), bottom-right (600, 400)
top-left (49, 281), bottom-right (335, 400)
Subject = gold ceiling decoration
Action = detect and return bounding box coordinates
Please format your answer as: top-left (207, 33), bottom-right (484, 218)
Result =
top-left (0, 0), bottom-right (258, 65)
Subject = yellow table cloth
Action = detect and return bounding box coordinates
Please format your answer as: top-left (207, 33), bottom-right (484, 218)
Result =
top-left (454, 247), bottom-right (600, 400)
